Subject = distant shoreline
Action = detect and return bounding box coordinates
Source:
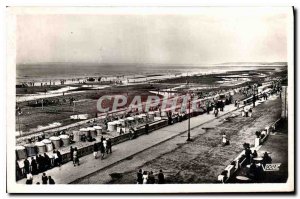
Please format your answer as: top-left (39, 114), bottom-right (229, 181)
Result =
top-left (16, 63), bottom-right (287, 85)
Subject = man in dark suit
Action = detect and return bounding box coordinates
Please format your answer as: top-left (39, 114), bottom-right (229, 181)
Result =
top-left (48, 176), bottom-right (55, 184)
top-left (23, 158), bottom-right (30, 174)
top-left (158, 170), bottom-right (165, 184)
top-left (42, 173), bottom-right (48, 184)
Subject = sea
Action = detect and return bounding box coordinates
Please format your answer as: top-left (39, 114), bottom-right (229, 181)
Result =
top-left (16, 63), bottom-right (283, 85)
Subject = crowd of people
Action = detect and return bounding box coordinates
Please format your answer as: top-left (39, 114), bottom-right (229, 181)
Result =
top-left (25, 172), bottom-right (55, 185)
top-left (17, 149), bottom-right (63, 181)
top-left (136, 169), bottom-right (165, 184)
top-left (247, 152), bottom-right (272, 180)
top-left (243, 142), bottom-right (273, 180)
top-left (91, 137), bottom-right (112, 160)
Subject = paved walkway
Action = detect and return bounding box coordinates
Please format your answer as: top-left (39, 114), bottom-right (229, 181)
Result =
top-left (18, 102), bottom-right (241, 184)
top-left (79, 95), bottom-right (281, 184)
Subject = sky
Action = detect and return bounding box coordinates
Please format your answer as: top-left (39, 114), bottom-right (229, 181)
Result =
top-left (16, 7), bottom-right (290, 66)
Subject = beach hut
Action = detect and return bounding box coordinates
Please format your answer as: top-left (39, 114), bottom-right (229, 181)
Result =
top-left (93, 126), bottom-right (102, 136)
top-left (107, 121), bottom-right (117, 132)
top-left (161, 111), bottom-right (168, 117)
top-left (79, 128), bottom-right (89, 136)
top-left (113, 121), bottom-right (121, 133)
top-left (49, 136), bottom-right (61, 149)
top-left (59, 134), bottom-right (70, 147)
top-left (126, 117), bottom-right (135, 127)
top-left (140, 113), bottom-right (147, 120)
top-left (148, 112), bottom-right (155, 121)
top-left (41, 139), bottom-right (53, 152)
top-left (154, 110), bottom-right (160, 117)
top-left (16, 146), bottom-right (27, 160)
top-left (72, 131), bottom-right (82, 142)
top-left (118, 119), bottom-right (126, 127)
top-left (35, 142), bottom-right (46, 154)
top-left (24, 143), bottom-right (37, 157)
top-left (114, 121), bottom-right (121, 126)
top-left (87, 127), bottom-right (97, 138)
top-left (154, 116), bottom-right (162, 121)
top-left (136, 115), bottom-right (144, 123)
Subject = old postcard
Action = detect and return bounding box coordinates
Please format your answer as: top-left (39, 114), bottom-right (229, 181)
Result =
top-left (6, 7), bottom-right (294, 193)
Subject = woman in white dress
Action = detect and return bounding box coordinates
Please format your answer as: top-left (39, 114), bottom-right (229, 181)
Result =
top-left (222, 132), bottom-right (227, 145)
top-left (103, 138), bottom-right (107, 153)
top-left (142, 171), bottom-right (148, 184)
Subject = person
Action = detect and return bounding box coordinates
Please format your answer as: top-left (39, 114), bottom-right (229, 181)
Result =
top-left (38, 154), bottom-right (46, 172)
top-left (244, 106), bottom-right (249, 117)
top-left (214, 107), bottom-right (219, 117)
top-left (279, 90), bottom-right (282, 98)
top-left (222, 132), bottom-right (227, 146)
top-left (81, 134), bottom-right (87, 142)
top-left (93, 143), bottom-right (98, 159)
top-left (252, 150), bottom-right (258, 158)
top-left (248, 162), bottom-right (258, 179)
top-left (16, 160), bottom-right (22, 181)
top-left (69, 132), bottom-right (74, 142)
top-left (100, 141), bottom-right (105, 159)
top-left (119, 128), bottom-right (124, 135)
top-left (148, 171), bottom-right (155, 184)
top-left (53, 150), bottom-right (58, 167)
top-left (31, 157), bottom-right (38, 175)
top-left (103, 138), bottom-right (107, 152)
top-left (73, 147), bottom-right (80, 166)
top-left (252, 94), bottom-right (256, 107)
top-left (48, 176), bottom-right (55, 184)
top-left (206, 102), bottom-right (210, 114)
top-left (145, 123), bottom-right (149, 135)
top-left (23, 158), bottom-right (30, 174)
top-left (142, 171), bottom-right (148, 184)
top-left (87, 135), bottom-right (93, 142)
top-left (49, 153), bottom-right (55, 167)
top-left (178, 113), bottom-right (183, 122)
top-left (26, 172), bottom-right (33, 184)
top-left (56, 150), bottom-right (62, 166)
top-left (129, 127), bottom-right (137, 140)
top-left (249, 108), bottom-right (253, 117)
top-left (168, 115), bottom-right (172, 125)
top-left (70, 146), bottom-right (74, 162)
top-left (237, 100), bottom-right (240, 109)
top-left (220, 101), bottom-right (224, 111)
top-left (262, 152), bottom-right (272, 165)
top-left (106, 138), bottom-right (112, 154)
top-left (158, 170), bottom-right (165, 184)
top-left (42, 173), bottom-right (48, 184)
top-left (43, 153), bottom-right (51, 170)
top-left (137, 169), bottom-right (143, 184)
top-left (245, 148), bottom-right (252, 164)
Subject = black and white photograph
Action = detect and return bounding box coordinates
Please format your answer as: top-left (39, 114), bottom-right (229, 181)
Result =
top-left (6, 6), bottom-right (294, 193)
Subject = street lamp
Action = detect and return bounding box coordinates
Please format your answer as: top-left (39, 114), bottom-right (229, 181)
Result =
top-left (187, 94), bottom-right (191, 141)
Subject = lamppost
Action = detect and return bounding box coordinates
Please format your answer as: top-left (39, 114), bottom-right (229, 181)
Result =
top-left (187, 93), bottom-right (191, 141)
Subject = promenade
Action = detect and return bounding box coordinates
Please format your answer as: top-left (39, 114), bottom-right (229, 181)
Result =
top-left (80, 95), bottom-right (282, 184)
top-left (18, 102), bottom-right (240, 184)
